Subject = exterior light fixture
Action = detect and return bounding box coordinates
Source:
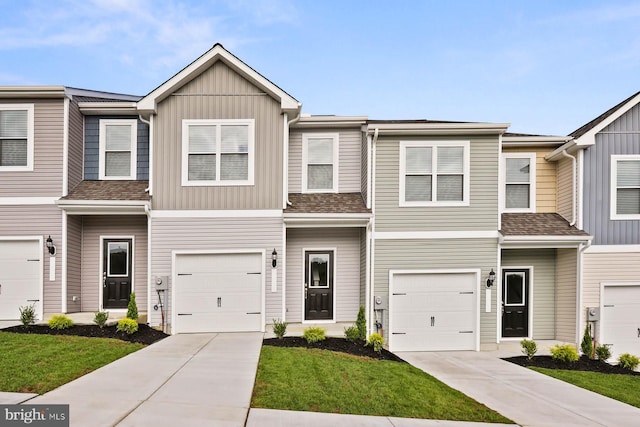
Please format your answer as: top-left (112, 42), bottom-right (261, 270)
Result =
top-left (272, 249), bottom-right (277, 268)
top-left (486, 269), bottom-right (496, 288)
top-left (46, 235), bottom-right (56, 256)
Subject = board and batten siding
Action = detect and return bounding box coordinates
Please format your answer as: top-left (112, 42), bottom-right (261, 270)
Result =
top-left (66, 215), bottom-right (82, 313)
top-left (67, 99), bottom-right (84, 192)
top-left (150, 216), bottom-right (283, 330)
top-left (375, 135), bottom-right (499, 232)
top-left (153, 61), bottom-right (283, 210)
top-left (285, 228), bottom-right (362, 323)
top-left (501, 249), bottom-right (556, 339)
top-left (80, 216), bottom-right (148, 312)
top-left (374, 238), bottom-right (498, 344)
top-left (0, 205), bottom-right (62, 313)
top-left (0, 99), bottom-right (64, 197)
top-left (555, 248), bottom-right (577, 342)
top-left (288, 128), bottom-right (362, 193)
top-left (502, 147), bottom-right (557, 213)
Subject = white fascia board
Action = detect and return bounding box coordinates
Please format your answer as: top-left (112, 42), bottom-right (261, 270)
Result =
top-left (0, 86), bottom-right (66, 98)
top-left (151, 209), bottom-right (283, 218)
top-left (545, 140), bottom-right (582, 161)
top-left (78, 102), bottom-right (138, 115)
top-left (284, 214), bottom-right (371, 228)
top-left (365, 122), bottom-right (510, 136)
top-left (574, 93), bottom-right (640, 147)
top-left (502, 136), bottom-right (571, 144)
top-left (499, 234), bottom-right (592, 248)
top-left (294, 116), bottom-right (368, 128)
top-left (55, 200), bottom-right (149, 215)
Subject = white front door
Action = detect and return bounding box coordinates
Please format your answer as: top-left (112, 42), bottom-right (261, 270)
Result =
top-left (0, 240), bottom-right (41, 320)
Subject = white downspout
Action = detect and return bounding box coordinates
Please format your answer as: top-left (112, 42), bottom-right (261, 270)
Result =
top-left (284, 107), bottom-right (302, 208)
top-left (139, 114), bottom-right (152, 196)
top-left (560, 150), bottom-right (577, 226)
top-left (576, 239), bottom-right (592, 345)
top-left (369, 128), bottom-right (379, 336)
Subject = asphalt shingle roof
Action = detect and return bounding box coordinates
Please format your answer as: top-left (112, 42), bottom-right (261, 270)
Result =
top-left (286, 193), bottom-right (370, 214)
top-left (62, 180), bottom-right (150, 201)
top-left (500, 213), bottom-right (590, 237)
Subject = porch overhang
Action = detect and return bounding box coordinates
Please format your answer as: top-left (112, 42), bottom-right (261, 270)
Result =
top-left (56, 199), bottom-right (150, 215)
top-left (284, 213), bottom-right (371, 228)
top-left (499, 234), bottom-right (592, 249)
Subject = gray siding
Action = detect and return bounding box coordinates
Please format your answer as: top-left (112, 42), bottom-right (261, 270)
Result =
top-left (153, 61), bottom-right (283, 210)
top-left (66, 215), bottom-right (82, 312)
top-left (501, 249), bottom-right (556, 339)
top-left (67, 100), bottom-right (84, 192)
top-left (375, 135), bottom-right (499, 231)
top-left (285, 228), bottom-right (362, 323)
top-left (361, 131), bottom-right (368, 205)
top-left (359, 228), bottom-right (366, 307)
top-left (556, 248), bottom-right (577, 343)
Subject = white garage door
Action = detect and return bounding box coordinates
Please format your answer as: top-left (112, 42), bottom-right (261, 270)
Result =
top-left (174, 253), bottom-right (263, 333)
top-left (390, 272), bottom-right (477, 352)
top-left (0, 240), bottom-right (41, 320)
top-left (602, 285), bottom-right (640, 359)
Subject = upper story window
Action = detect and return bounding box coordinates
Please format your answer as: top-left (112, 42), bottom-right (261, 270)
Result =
top-left (0, 104), bottom-right (34, 171)
top-left (399, 141), bottom-right (470, 207)
top-left (611, 155), bottom-right (640, 219)
top-left (302, 133), bottom-right (339, 193)
top-left (99, 119), bottom-right (137, 180)
top-left (182, 119), bottom-right (255, 186)
top-left (503, 153), bottom-right (536, 212)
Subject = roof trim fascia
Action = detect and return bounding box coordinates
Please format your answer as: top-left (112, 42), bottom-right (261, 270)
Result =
top-left (56, 199), bottom-right (149, 215)
top-left (499, 234), bottom-right (592, 247)
top-left (574, 92), bottom-right (640, 147)
top-left (365, 122), bottom-right (510, 136)
top-left (78, 102), bottom-right (138, 115)
top-left (293, 116), bottom-right (368, 128)
top-left (0, 86), bottom-right (67, 98)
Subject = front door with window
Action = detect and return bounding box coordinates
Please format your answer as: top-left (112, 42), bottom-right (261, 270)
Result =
top-left (502, 269), bottom-right (529, 337)
top-left (304, 251), bottom-right (334, 320)
top-left (103, 239), bottom-right (132, 309)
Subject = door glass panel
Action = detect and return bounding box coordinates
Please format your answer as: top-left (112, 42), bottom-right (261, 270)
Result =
top-left (108, 242), bottom-right (129, 276)
top-left (505, 273), bottom-right (525, 306)
top-left (308, 253), bottom-right (329, 288)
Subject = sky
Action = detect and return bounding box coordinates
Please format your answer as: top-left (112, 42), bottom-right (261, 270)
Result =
top-left (0, 0), bottom-right (639, 136)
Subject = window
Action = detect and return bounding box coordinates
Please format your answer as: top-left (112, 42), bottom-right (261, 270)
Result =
top-left (399, 141), bottom-right (470, 206)
top-left (611, 155), bottom-right (640, 219)
top-left (302, 133), bottom-right (339, 192)
top-left (182, 119), bottom-right (254, 186)
top-left (503, 153), bottom-right (536, 212)
top-left (0, 104), bottom-right (34, 171)
top-left (99, 119), bottom-right (137, 180)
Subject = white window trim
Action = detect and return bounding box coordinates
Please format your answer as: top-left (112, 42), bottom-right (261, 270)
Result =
top-left (399, 140), bottom-right (470, 207)
top-left (181, 119), bottom-right (255, 187)
top-left (302, 133), bottom-right (339, 193)
top-left (502, 153), bottom-right (536, 213)
top-left (0, 104), bottom-right (34, 172)
top-left (99, 119), bottom-right (137, 180)
top-left (610, 154), bottom-right (640, 220)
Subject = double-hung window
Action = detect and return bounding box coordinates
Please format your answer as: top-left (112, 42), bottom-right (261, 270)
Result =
top-left (0, 104), bottom-right (34, 171)
top-left (302, 133), bottom-right (339, 192)
top-left (99, 119), bottom-right (137, 180)
top-left (182, 119), bottom-right (254, 186)
top-left (503, 153), bottom-right (536, 212)
top-left (399, 141), bottom-right (470, 206)
top-left (611, 155), bottom-right (640, 219)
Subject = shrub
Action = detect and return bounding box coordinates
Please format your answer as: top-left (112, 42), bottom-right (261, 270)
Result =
top-left (126, 292), bottom-right (138, 321)
top-left (580, 324), bottom-right (594, 358)
top-left (550, 344), bottom-right (579, 363)
top-left (19, 304), bottom-right (37, 328)
top-left (520, 339), bottom-right (537, 360)
top-left (272, 318), bottom-right (287, 339)
top-left (367, 333), bottom-right (384, 353)
top-left (595, 344), bottom-right (611, 362)
top-left (356, 305), bottom-right (367, 340)
top-left (48, 314), bottom-right (74, 330)
top-left (302, 326), bottom-right (326, 344)
top-left (344, 326), bottom-right (360, 342)
top-left (618, 353), bottom-right (640, 371)
top-left (117, 318), bottom-right (138, 335)
top-left (94, 311), bottom-right (109, 328)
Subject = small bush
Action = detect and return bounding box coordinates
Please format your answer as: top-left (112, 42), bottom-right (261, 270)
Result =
top-left (520, 339), bottom-right (537, 360)
top-left (344, 326), bottom-right (360, 342)
top-left (272, 318), bottom-right (287, 339)
top-left (367, 333), bottom-right (384, 353)
top-left (117, 318), bottom-right (138, 335)
top-left (19, 304), bottom-right (37, 328)
top-left (595, 344), bottom-right (611, 362)
top-left (94, 311), bottom-right (109, 328)
top-left (126, 292), bottom-right (138, 321)
top-left (302, 326), bottom-right (326, 344)
top-left (580, 324), bottom-right (594, 358)
top-left (356, 305), bottom-right (367, 340)
top-left (48, 314), bottom-right (74, 330)
top-left (618, 353), bottom-right (640, 370)
top-left (550, 344), bottom-right (579, 363)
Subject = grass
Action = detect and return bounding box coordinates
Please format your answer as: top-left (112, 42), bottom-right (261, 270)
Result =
top-left (252, 346), bottom-right (512, 423)
top-left (0, 332), bottom-right (144, 394)
top-left (531, 367), bottom-right (640, 408)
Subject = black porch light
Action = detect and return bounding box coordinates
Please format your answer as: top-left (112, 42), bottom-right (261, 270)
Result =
top-left (46, 235), bottom-right (56, 256)
top-left (486, 269), bottom-right (496, 288)
top-left (272, 248), bottom-right (277, 268)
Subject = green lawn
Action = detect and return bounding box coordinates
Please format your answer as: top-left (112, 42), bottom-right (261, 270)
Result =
top-left (0, 332), bottom-right (144, 394)
top-left (531, 367), bottom-right (640, 408)
top-left (252, 346), bottom-right (512, 423)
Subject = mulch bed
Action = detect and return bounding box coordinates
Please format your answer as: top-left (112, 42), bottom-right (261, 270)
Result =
top-left (1, 324), bottom-right (169, 345)
top-left (504, 355), bottom-right (640, 376)
top-left (263, 336), bottom-right (405, 362)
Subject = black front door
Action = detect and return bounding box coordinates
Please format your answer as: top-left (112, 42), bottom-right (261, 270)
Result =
top-left (304, 251), bottom-right (333, 320)
top-left (502, 269), bottom-right (529, 337)
top-left (103, 239), bottom-right (132, 309)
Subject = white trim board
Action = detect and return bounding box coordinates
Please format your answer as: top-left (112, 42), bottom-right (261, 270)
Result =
top-left (585, 245), bottom-right (640, 253)
top-left (151, 209), bottom-right (283, 218)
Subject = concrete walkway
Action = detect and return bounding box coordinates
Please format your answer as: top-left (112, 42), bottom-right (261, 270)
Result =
top-left (398, 351), bottom-right (640, 427)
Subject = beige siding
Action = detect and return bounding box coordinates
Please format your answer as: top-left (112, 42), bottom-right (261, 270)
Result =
top-left (80, 216), bottom-right (148, 312)
top-left (556, 248), bottom-right (577, 342)
top-left (285, 228), bottom-right (362, 323)
top-left (150, 216), bottom-right (283, 329)
top-left (66, 215), bottom-right (82, 313)
top-left (503, 147), bottom-right (557, 213)
top-left (67, 99), bottom-right (84, 192)
top-left (0, 99), bottom-right (64, 197)
top-left (153, 61), bottom-right (283, 210)
top-left (557, 157), bottom-right (574, 222)
top-left (0, 205), bottom-right (62, 313)
top-left (288, 128), bottom-right (362, 193)
top-left (501, 249), bottom-right (556, 339)
top-left (374, 238), bottom-right (498, 344)
top-left (375, 135), bottom-right (499, 231)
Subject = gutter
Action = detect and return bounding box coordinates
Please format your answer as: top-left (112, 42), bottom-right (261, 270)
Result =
top-left (138, 115), bottom-right (153, 196)
top-left (560, 150), bottom-right (577, 226)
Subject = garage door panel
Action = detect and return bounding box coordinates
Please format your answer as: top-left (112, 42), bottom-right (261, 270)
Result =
top-left (602, 285), bottom-right (640, 359)
top-left (0, 241), bottom-right (41, 320)
top-left (394, 274), bottom-right (473, 294)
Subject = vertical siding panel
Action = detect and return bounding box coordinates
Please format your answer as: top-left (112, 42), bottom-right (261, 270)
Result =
top-left (67, 100), bottom-right (84, 191)
top-left (66, 215), bottom-right (82, 312)
top-left (555, 249), bottom-right (577, 342)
